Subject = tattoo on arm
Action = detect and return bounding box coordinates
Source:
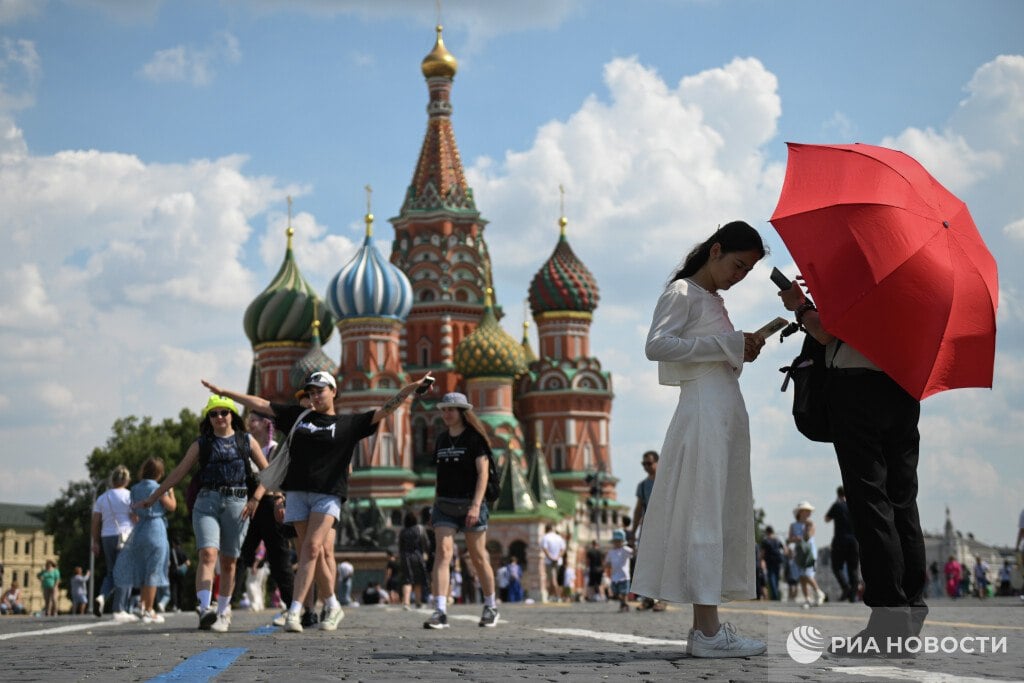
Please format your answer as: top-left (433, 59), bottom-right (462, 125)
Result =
top-left (380, 387), bottom-right (412, 414)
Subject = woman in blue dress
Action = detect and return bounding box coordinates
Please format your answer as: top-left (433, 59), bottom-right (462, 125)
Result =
top-left (115, 457), bottom-right (176, 624)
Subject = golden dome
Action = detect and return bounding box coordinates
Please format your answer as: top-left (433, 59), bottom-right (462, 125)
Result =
top-left (421, 25), bottom-right (458, 78)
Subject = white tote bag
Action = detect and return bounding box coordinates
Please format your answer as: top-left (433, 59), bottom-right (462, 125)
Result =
top-left (257, 409), bottom-right (311, 492)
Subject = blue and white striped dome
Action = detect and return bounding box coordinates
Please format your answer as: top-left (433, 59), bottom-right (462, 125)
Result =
top-left (326, 222), bottom-right (413, 321)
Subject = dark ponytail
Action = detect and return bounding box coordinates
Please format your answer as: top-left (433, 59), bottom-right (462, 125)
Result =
top-left (671, 220), bottom-right (766, 282)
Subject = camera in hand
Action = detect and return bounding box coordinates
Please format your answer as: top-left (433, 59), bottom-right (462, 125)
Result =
top-left (415, 377), bottom-right (435, 395)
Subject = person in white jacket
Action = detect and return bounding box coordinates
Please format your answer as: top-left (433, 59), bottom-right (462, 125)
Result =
top-left (632, 221), bottom-right (768, 658)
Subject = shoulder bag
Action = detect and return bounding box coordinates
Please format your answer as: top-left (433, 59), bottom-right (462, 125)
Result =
top-left (258, 409), bottom-right (312, 492)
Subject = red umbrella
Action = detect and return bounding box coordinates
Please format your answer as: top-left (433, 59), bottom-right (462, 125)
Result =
top-left (770, 142), bottom-right (998, 400)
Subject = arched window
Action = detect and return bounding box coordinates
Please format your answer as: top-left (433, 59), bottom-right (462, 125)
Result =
top-left (419, 289), bottom-right (435, 302)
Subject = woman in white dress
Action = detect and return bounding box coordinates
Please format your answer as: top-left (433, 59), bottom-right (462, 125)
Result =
top-left (632, 221), bottom-right (768, 658)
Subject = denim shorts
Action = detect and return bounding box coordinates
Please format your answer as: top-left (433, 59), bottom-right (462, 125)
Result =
top-left (430, 498), bottom-right (488, 532)
top-left (283, 490), bottom-right (342, 523)
top-left (611, 579), bottom-right (630, 597)
top-left (192, 489), bottom-right (249, 558)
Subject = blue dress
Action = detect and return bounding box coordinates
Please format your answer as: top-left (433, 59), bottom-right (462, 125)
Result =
top-left (114, 479), bottom-right (170, 588)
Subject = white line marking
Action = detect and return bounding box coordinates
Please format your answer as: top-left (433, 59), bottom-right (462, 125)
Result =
top-left (0, 620), bottom-right (123, 641)
top-left (540, 627), bottom-right (686, 647)
top-left (830, 666), bottom-right (1022, 683)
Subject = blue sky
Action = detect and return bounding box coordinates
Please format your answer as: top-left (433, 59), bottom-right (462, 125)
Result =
top-left (1, 0), bottom-right (1022, 547)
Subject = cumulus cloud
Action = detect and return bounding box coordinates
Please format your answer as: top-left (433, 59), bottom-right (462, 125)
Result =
top-left (139, 31), bottom-right (242, 86)
top-left (0, 36), bottom-right (39, 111)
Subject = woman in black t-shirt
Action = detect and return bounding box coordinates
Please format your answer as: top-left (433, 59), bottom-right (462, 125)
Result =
top-left (202, 370), bottom-right (432, 633)
top-left (423, 392), bottom-right (499, 630)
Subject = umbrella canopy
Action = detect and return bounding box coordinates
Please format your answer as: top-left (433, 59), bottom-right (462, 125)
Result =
top-left (770, 142), bottom-right (998, 400)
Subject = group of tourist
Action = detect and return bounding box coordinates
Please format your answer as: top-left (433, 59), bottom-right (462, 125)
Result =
top-left (84, 368), bottom-right (505, 634)
top-left (73, 220), bottom-right (940, 661)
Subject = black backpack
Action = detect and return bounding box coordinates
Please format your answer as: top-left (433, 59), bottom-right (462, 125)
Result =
top-left (779, 334), bottom-right (835, 443)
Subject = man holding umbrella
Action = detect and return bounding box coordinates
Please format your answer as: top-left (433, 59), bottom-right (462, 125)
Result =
top-left (779, 282), bottom-right (926, 652)
top-left (770, 143), bottom-right (998, 657)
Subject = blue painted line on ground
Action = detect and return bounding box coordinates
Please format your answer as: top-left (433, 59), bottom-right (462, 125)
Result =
top-left (248, 624), bottom-right (278, 635)
top-left (147, 647), bottom-right (247, 682)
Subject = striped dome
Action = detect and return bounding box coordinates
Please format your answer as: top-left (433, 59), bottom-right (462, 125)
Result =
top-left (244, 232), bottom-right (335, 347)
top-left (528, 218), bottom-right (599, 316)
top-left (454, 292), bottom-right (528, 378)
top-left (326, 227), bottom-right (413, 322)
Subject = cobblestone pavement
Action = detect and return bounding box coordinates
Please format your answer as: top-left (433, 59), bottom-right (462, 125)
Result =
top-left (0, 597), bottom-right (1021, 682)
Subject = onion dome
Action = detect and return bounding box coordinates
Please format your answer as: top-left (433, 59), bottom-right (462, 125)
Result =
top-left (290, 315), bottom-right (338, 391)
top-left (244, 215), bottom-right (335, 347)
top-left (326, 210), bottom-right (413, 321)
top-left (454, 289), bottom-right (528, 378)
top-left (421, 25), bottom-right (458, 79)
top-left (528, 215), bottom-right (600, 316)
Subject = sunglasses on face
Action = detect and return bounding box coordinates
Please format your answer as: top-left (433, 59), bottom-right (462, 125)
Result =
top-left (208, 410), bottom-right (232, 419)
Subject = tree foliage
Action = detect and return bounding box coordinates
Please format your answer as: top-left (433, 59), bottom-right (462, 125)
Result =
top-left (44, 409), bottom-right (202, 600)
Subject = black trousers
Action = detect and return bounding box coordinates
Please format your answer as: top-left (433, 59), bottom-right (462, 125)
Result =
top-left (234, 497), bottom-right (294, 606)
top-left (827, 370), bottom-right (926, 634)
top-left (830, 535), bottom-right (861, 596)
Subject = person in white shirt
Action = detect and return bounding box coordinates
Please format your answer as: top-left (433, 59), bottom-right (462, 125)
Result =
top-left (540, 525), bottom-right (566, 602)
top-left (91, 465), bottom-right (135, 621)
top-left (605, 530), bottom-right (634, 612)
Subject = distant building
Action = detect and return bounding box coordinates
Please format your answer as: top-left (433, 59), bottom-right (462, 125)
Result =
top-left (0, 503), bottom-right (68, 613)
top-left (815, 506), bottom-right (1019, 601)
top-left (240, 26), bottom-right (620, 599)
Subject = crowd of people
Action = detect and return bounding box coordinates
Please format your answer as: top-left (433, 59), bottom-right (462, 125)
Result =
top-left (7, 222), bottom-right (1022, 664)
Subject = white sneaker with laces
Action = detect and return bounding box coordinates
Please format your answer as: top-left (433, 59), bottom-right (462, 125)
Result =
top-left (284, 610), bottom-right (303, 633)
top-left (112, 611), bottom-right (138, 623)
top-left (272, 611), bottom-right (287, 627)
top-left (687, 623), bottom-right (767, 658)
top-left (320, 605), bottom-right (344, 631)
top-left (210, 610), bottom-right (231, 633)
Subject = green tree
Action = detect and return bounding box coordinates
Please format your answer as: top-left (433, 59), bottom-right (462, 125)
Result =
top-left (44, 409), bottom-right (202, 607)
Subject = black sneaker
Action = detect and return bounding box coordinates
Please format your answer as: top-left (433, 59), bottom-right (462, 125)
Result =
top-left (301, 610), bottom-right (319, 628)
top-left (423, 610), bottom-right (449, 629)
top-left (198, 607), bottom-right (217, 630)
top-left (479, 605), bottom-right (499, 627)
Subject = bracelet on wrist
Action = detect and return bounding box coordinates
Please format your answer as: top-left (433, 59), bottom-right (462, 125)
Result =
top-left (795, 301), bottom-right (817, 325)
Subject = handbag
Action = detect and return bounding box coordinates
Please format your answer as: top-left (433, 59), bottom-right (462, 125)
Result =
top-left (258, 408), bottom-right (312, 492)
top-left (435, 499), bottom-right (472, 518)
top-left (116, 528), bottom-right (131, 550)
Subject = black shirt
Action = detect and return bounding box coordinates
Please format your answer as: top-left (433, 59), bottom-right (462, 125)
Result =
top-left (432, 428), bottom-right (491, 500)
top-left (760, 536), bottom-right (784, 568)
top-left (271, 403), bottom-right (378, 500)
top-left (826, 499), bottom-right (855, 539)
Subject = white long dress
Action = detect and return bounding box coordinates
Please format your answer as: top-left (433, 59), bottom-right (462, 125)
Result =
top-left (631, 278), bottom-right (755, 605)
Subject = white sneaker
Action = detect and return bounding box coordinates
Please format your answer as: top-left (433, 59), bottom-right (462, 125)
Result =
top-left (687, 623), bottom-right (767, 658)
top-left (141, 610), bottom-right (165, 624)
top-left (112, 611), bottom-right (138, 623)
top-left (271, 611), bottom-right (287, 627)
top-left (210, 610), bottom-right (231, 633)
top-left (320, 605), bottom-right (344, 631)
top-left (93, 594), bottom-right (105, 618)
top-left (284, 610), bottom-right (303, 633)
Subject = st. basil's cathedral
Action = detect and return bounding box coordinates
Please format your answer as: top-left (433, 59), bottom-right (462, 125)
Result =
top-left (241, 27), bottom-right (618, 599)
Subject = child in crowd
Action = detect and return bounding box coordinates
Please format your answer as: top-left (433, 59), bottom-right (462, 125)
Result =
top-left (605, 530), bottom-right (633, 612)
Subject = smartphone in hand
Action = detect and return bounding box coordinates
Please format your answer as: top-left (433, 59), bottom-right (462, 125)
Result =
top-left (415, 377), bottom-right (435, 395)
top-left (770, 267), bottom-right (792, 290)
